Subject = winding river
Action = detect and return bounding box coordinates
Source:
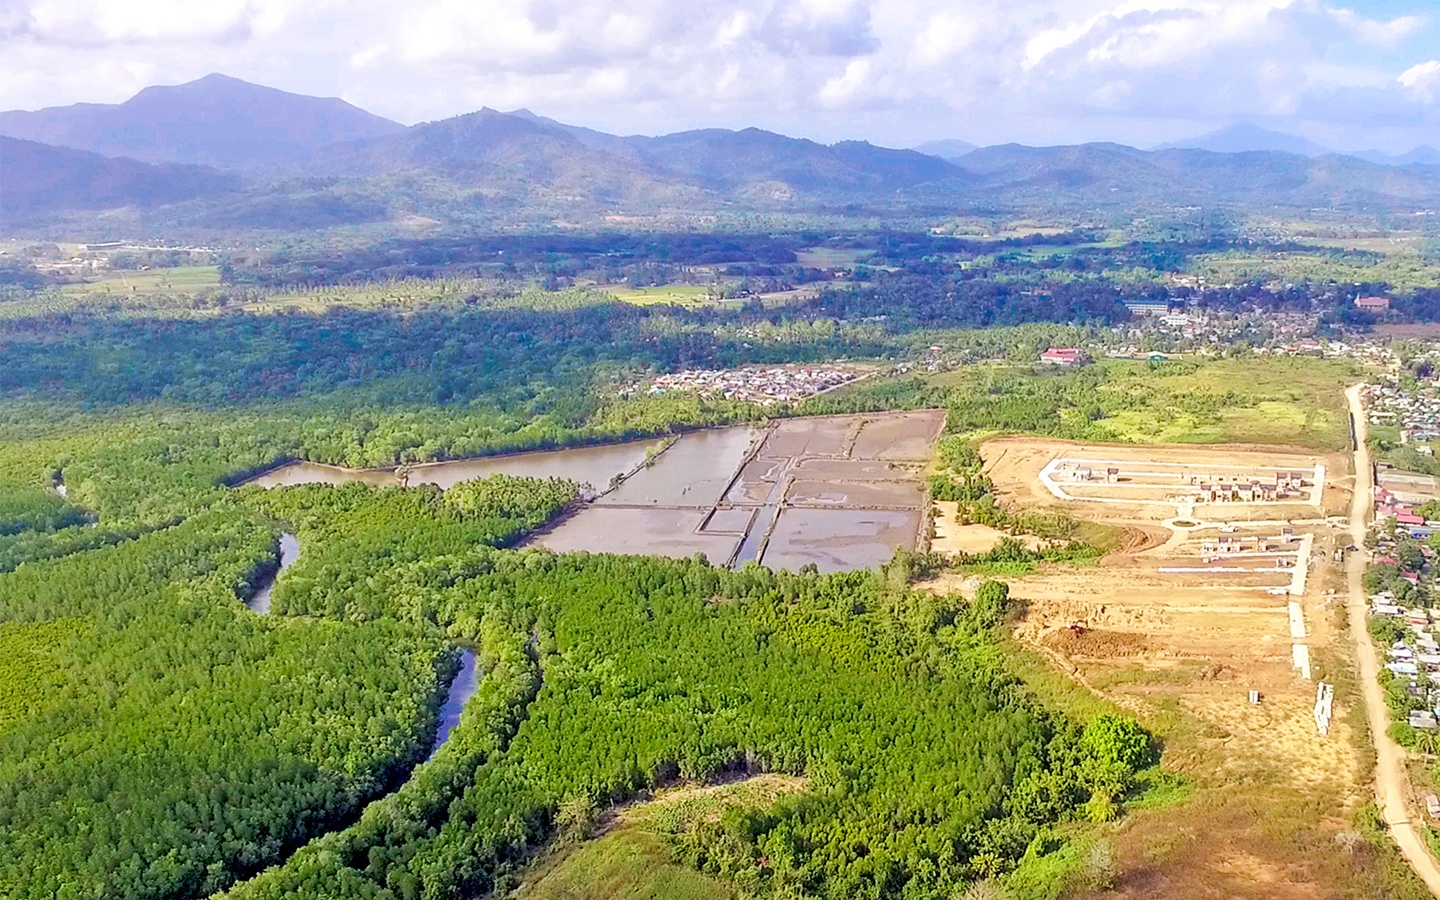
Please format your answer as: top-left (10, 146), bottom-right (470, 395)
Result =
top-left (246, 533), bottom-right (299, 615)
top-left (244, 532), bottom-right (482, 757)
top-left (430, 650), bottom-right (480, 759)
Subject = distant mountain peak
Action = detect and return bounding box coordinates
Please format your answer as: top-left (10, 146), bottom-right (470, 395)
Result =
top-left (1161, 122), bottom-right (1329, 157)
top-left (0, 75), bottom-right (404, 171)
top-left (1354, 145), bottom-right (1440, 167)
top-left (913, 139), bottom-right (978, 161)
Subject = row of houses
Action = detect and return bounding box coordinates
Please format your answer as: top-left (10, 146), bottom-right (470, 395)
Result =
top-left (1193, 474), bottom-right (1308, 503)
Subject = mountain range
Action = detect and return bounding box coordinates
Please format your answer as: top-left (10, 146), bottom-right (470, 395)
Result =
top-left (4, 75), bottom-right (1440, 230)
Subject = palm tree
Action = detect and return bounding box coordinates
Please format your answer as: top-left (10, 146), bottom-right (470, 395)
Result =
top-left (1415, 728), bottom-right (1438, 758)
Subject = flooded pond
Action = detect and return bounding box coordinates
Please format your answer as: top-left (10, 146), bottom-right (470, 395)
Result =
top-left (430, 649), bottom-right (479, 758)
top-left (533, 411), bottom-right (943, 572)
top-left (241, 411), bottom-right (944, 574)
top-left (537, 507), bottom-right (743, 562)
top-left (596, 427), bottom-right (761, 507)
top-left (760, 509), bottom-right (924, 573)
top-left (247, 533), bottom-right (299, 614)
top-left (244, 439), bottom-right (660, 494)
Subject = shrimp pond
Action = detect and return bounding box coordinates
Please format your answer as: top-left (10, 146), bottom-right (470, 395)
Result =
top-left (245, 411), bottom-right (944, 572)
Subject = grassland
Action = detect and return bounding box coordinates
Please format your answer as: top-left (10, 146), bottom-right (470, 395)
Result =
top-left (513, 776), bottom-right (808, 900)
top-left (59, 265), bottom-right (222, 295)
top-left (515, 829), bottom-right (732, 900)
top-left (1095, 357), bottom-right (1357, 450)
top-left (1189, 249), bottom-right (1440, 291)
top-left (604, 284), bottom-right (730, 307)
top-left (911, 356), bottom-right (1358, 453)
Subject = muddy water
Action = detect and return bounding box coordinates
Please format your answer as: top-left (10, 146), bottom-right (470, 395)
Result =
top-left (430, 649), bottom-right (479, 758)
top-left (247, 533), bottom-right (299, 614)
top-left (245, 412), bottom-right (943, 574)
top-left (597, 426), bottom-right (760, 507)
top-left (246, 463), bottom-right (400, 489)
top-left (703, 507), bottom-right (755, 534)
top-left (850, 411), bottom-right (946, 460)
top-left (726, 457), bottom-right (788, 504)
top-left (244, 440), bottom-right (659, 493)
top-left (536, 507), bottom-right (742, 563)
top-left (407, 441), bottom-right (657, 492)
top-left (785, 479), bottom-right (925, 508)
top-left (763, 417), bottom-right (853, 458)
top-left (760, 508), bottom-right (922, 574)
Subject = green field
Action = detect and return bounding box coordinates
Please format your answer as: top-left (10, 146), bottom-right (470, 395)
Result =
top-left (1190, 250), bottom-right (1440, 291)
top-left (1097, 356), bottom-right (1356, 449)
top-left (60, 265), bottom-right (222, 295)
top-left (833, 355), bottom-right (1358, 453)
top-left (515, 777), bottom-right (806, 900)
top-left (606, 284), bottom-right (728, 307)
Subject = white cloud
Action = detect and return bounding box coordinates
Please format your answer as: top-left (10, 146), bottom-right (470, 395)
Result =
top-left (818, 56), bottom-right (873, 107)
top-left (0, 0), bottom-right (1437, 150)
top-left (909, 10), bottom-right (981, 68)
top-left (13, 0), bottom-right (294, 46)
top-left (1399, 60), bottom-right (1440, 103)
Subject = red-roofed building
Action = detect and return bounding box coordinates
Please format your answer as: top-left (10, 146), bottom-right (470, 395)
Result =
top-left (1377, 556), bottom-right (1399, 566)
top-left (1356, 296), bottom-right (1391, 313)
top-left (1040, 347), bottom-right (1086, 366)
top-left (1398, 512), bottom-right (1425, 526)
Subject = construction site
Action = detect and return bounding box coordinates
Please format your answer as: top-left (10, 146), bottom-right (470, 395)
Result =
top-left (922, 436), bottom-right (1379, 896)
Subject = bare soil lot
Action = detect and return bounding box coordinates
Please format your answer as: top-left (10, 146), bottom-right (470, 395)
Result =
top-left (920, 436), bottom-right (1413, 898)
top-left (929, 502), bottom-right (1044, 554)
top-left (982, 436), bottom-right (1351, 521)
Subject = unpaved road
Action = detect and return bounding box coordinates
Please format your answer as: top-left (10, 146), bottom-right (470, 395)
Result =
top-left (1345, 383), bottom-right (1440, 896)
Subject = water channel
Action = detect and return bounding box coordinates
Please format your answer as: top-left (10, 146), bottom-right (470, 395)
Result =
top-left (245, 532), bottom-right (299, 615)
top-left (244, 439), bottom-right (660, 494)
top-left (430, 650), bottom-right (479, 759)
top-left (244, 532), bottom-right (482, 759)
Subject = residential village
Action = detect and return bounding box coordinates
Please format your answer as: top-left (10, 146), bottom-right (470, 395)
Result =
top-left (1363, 375), bottom-right (1440, 759)
top-left (623, 364), bottom-right (867, 405)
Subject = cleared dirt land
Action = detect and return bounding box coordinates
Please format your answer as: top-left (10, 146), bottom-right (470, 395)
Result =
top-left (983, 437), bottom-right (1350, 522)
top-left (923, 436), bottom-right (1432, 898)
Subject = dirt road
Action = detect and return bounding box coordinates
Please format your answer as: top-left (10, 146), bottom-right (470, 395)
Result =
top-left (1345, 383), bottom-right (1440, 896)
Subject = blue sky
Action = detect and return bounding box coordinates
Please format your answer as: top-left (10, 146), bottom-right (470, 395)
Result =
top-left (1, 0), bottom-right (1438, 152)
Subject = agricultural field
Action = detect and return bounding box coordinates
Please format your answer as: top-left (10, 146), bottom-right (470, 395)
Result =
top-left (605, 284), bottom-right (732, 307)
top-left (1188, 249), bottom-right (1440, 292)
top-left (59, 264), bottom-right (223, 295)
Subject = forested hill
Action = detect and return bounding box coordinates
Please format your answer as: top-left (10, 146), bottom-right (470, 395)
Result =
top-left (0, 74), bottom-right (404, 171)
top-left (0, 136), bottom-right (241, 220)
top-left (9, 75), bottom-right (1440, 230)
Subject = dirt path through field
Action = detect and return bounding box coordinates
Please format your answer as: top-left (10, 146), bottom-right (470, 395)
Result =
top-left (1346, 383), bottom-right (1440, 897)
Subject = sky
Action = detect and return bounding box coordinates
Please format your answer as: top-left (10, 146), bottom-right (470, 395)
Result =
top-left (1, 0), bottom-right (1439, 152)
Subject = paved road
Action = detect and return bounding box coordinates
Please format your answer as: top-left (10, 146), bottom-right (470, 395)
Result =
top-left (1345, 383), bottom-right (1440, 896)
